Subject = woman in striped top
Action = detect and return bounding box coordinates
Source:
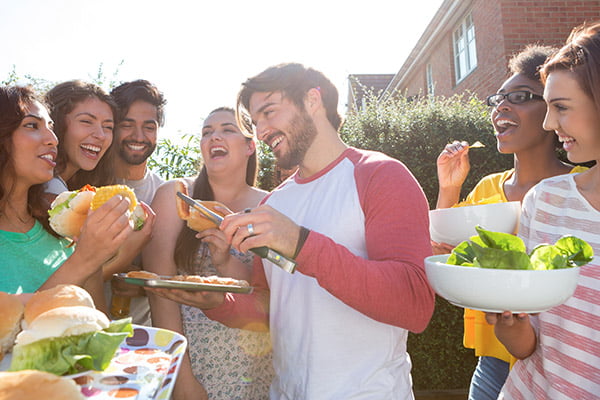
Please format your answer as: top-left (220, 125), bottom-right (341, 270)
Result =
top-left (488, 22), bottom-right (600, 400)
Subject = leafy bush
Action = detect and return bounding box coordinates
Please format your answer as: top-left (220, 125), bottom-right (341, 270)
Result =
top-left (148, 134), bottom-right (202, 180)
top-left (341, 92), bottom-right (513, 390)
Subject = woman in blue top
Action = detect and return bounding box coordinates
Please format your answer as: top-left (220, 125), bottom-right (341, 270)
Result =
top-left (0, 85), bottom-right (132, 302)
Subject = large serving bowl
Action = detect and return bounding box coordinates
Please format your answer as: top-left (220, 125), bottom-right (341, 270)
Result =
top-left (424, 254), bottom-right (581, 313)
top-left (429, 201), bottom-right (521, 246)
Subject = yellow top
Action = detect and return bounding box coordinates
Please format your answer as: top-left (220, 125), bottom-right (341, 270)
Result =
top-left (460, 166), bottom-right (587, 363)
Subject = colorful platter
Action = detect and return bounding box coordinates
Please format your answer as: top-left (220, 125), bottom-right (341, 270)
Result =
top-left (1, 325), bottom-right (187, 399)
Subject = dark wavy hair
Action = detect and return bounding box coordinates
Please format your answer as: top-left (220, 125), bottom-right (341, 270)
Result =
top-left (110, 79), bottom-right (167, 126)
top-left (0, 85), bottom-right (55, 233)
top-left (236, 62), bottom-right (342, 133)
top-left (541, 21), bottom-right (600, 114)
top-left (174, 107), bottom-right (258, 273)
top-left (45, 80), bottom-right (118, 189)
top-left (509, 44), bottom-right (557, 81)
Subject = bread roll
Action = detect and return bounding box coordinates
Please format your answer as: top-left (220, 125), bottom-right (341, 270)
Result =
top-left (48, 189), bottom-right (95, 238)
top-left (126, 270), bottom-right (159, 280)
top-left (175, 180), bottom-right (228, 232)
top-left (0, 370), bottom-right (84, 400)
top-left (49, 184), bottom-right (146, 238)
top-left (23, 285), bottom-right (94, 327)
top-left (0, 293), bottom-right (23, 359)
top-left (16, 306), bottom-right (109, 346)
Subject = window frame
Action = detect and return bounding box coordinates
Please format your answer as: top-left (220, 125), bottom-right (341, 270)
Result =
top-left (453, 13), bottom-right (477, 83)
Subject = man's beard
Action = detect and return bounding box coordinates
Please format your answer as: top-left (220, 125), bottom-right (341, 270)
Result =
top-left (276, 110), bottom-right (318, 170)
top-left (118, 141), bottom-right (156, 166)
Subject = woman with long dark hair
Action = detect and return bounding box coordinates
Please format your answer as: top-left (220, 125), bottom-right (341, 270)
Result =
top-left (0, 85), bottom-right (132, 304)
top-left (145, 107), bottom-right (273, 400)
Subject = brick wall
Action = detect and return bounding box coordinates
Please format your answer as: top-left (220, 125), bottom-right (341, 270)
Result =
top-left (398, 0), bottom-right (600, 100)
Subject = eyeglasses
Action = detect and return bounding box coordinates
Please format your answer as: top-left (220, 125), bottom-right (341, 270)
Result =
top-left (486, 91), bottom-right (544, 107)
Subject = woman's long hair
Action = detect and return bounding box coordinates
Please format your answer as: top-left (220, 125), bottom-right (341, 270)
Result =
top-left (45, 80), bottom-right (118, 189)
top-left (174, 107), bottom-right (257, 273)
top-left (0, 85), bottom-right (56, 234)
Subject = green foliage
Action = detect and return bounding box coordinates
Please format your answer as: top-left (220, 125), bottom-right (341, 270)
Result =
top-left (341, 91), bottom-right (515, 390)
top-left (148, 134), bottom-right (201, 180)
top-left (256, 141), bottom-right (277, 191)
top-left (2, 61), bottom-right (124, 94)
top-left (341, 92), bottom-right (513, 210)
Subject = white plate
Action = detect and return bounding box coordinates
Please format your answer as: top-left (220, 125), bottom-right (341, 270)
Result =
top-left (2, 325), bottom-right (186, 400)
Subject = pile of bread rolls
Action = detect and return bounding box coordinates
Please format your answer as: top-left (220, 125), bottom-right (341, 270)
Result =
top-left (0, 285), bottom-right (124, 400)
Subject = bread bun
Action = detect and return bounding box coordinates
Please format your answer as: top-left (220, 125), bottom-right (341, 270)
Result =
top-left (23, 285), bottom-right (94, 327)
top-left (174, 180), bottom-right (228, 232)
top-left (126, 270), bottom-right (159, 280)
top-left (0, 370), bottom-right (84, 400)
top-left (0, 293), bottom-right (23, 359)
top-left (16, 306), bottom-right (109, 346)
top-left (49, 184), bottom-right (146, 238)
top-left (48, 189), bottom-right (95, 238)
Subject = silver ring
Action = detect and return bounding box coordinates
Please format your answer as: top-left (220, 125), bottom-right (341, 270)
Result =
top-left (247, 223), bottom-right (255, 236)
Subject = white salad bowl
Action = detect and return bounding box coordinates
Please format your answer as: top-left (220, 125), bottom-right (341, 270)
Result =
top-left (429, 201), bottom-right (521, 246)
top-left (424, 254), bottom-right (581, 313)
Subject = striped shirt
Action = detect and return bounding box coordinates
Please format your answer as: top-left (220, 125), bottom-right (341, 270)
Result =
top-left (500, 174), bottom-right (600, 400)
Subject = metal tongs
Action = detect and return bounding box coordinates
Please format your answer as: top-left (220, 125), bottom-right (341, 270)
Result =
top-left (176, 192), bottom-right (296, 273)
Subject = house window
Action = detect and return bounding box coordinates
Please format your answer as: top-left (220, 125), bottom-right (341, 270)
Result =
top-left (453, 13), bottom-right (477, 83)
top-left (426, 64), bottom-right (434, 96)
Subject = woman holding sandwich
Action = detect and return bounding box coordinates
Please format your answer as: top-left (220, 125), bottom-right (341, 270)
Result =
top-left (0, 85), bottom-right (133, 300)
top-left (144, 107), bottom-right (273, 400)
top-left (42, 80), bottom-right (155, 314)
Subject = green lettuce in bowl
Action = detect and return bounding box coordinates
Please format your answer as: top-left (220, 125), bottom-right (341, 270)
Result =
top-left (448, 226), bottom-right (593, 270)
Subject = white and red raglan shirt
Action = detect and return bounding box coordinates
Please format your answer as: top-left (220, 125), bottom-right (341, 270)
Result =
top-left (500, 174), bottom-right (600, 400)
top-left (206, 147), bottom-right (435, 400)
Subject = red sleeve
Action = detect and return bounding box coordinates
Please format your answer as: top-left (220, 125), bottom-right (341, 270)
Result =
top-left (203, 255), bottom-right (270, 331)
top-left (297, 156), bottom-right (435, 333)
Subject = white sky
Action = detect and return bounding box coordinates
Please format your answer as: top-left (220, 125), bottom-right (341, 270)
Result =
top-left (1, 0), bottom-right (444, 141)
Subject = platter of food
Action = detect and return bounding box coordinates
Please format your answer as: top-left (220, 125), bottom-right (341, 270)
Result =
top-left (2, 325), bottom-right (186, 400)
top-left (0, 284), bottom-right (187, 400)
top-left (114, 272), bottom-right (253, 294)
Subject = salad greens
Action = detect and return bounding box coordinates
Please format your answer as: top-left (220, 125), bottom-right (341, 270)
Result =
top-left (10, 318), bottom-right (132, 376)
top-left (447, 226), bottom-right (593, 270)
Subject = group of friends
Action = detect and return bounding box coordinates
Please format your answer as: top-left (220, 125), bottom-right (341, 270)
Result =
top-left (0, 20), bottom-right (599, 400)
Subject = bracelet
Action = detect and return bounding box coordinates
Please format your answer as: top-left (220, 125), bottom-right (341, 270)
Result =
top-left (293, 226), bottom-right (310, 259)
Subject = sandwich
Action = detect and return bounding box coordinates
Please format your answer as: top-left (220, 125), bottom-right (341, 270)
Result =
top-left (9, 286), bottom-right (132, 376)
top-left (175, 180), bottom-right (229, 232)
top-left (0, 370), bottom-right (84, 400)
top-left (49, 184), bottom-right (146, 238)
top-left (0, 293), bottom-right (23, 361)
top-left (22, 284), bottom-right (95, 328)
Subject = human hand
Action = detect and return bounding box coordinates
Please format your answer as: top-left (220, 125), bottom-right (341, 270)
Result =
top-left (437, 140), bottom-right (471, 189)
top-left (220, 205), bottom-right (301, 258)
top-left (485, 311), bottom-right (532, 327)
top-left (145, 287), bottom-right (225, 310)
top-left (431, 240), bottom-right (454, 255)
top-left (195, 227), bottom-right (231, 267)
top-left (75, 195), bottom-right (133, 267)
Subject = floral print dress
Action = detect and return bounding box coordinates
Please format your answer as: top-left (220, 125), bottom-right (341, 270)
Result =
top-left (179, 243), bottom-right (274, 400)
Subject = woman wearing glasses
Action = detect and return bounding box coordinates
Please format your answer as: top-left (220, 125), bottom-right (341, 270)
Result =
top-left (433, 45), bottom-right (585, 400)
